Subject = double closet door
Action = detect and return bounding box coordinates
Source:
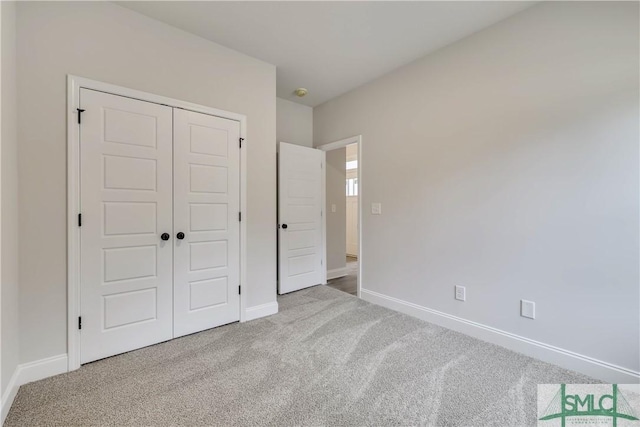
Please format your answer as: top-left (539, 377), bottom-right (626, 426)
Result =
top-left (79, 89), bottom-right (240, 364)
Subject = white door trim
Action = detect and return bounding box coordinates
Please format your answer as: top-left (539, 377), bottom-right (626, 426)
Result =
top-left (316, 135), bottom-right (362, 298)
top-left (67, 75), bottom-right (248, 371)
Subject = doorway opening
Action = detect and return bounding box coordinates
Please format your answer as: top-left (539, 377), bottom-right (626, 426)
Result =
top-left (318, 136), bottom-right (361, 297)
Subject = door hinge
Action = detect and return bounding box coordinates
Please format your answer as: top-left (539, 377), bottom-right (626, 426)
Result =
top-left (77, 108), bottom-right (85, 124)
top-left (238, 285), bottom-right (241, 295)
top-left (78, 213), bottom-right (82, 227)
top-left (78, 316), bottom-right (82, 330)
top-left (239, 212), bottom-right (242, 222)
top-left (239, 137), bottom-right (244, 148)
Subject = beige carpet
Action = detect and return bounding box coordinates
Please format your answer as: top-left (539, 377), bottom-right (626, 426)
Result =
top-left (5, 286), bottom-right (595, 426)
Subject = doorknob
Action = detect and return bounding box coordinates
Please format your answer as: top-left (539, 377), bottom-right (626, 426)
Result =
top-left (177, 232), bottom-right (185, 240)
top-left (161, 233), bottom-right (170, 241)
top-left (282, 224), bottom-right (288, 229)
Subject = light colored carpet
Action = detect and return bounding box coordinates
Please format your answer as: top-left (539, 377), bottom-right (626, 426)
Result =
top-left (5, 285), bottom-right (595, 426)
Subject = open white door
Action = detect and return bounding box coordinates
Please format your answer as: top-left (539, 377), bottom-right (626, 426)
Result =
top-left (278, 142), bottom-right (325, 294)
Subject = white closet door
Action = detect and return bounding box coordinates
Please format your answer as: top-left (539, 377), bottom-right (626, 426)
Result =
top-left (173, 109), bottom-right (241, 337)
top-left (278, 142), bottom-right (325, 294)
top-left (80, 89), bottom-right (173, 364)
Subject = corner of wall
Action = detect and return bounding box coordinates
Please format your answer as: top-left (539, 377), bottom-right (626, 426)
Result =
top-left (1, 354), bottom-right (68, 424)
top-left (1, 1), bottom-right (21, 420)
top-left (276, 97), bottom-right (313, 148)
top-left (0, 368), bottom-right (19, 425)
top-left (244, 301), bottom-right (279, 322)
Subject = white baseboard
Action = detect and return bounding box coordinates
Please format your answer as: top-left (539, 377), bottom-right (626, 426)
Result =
top-left (361, 289), bottom-right (639, 384)
top-left (1, 354), bottom-right (68, 424)
top-left (16, 354), bottom-right (68, 385)
top-left (1, 368), bottom-right (19, 425)
top-left (327, 267), bottom-right (349, 280)
top-left (244, 301), bottom-right (279, 322)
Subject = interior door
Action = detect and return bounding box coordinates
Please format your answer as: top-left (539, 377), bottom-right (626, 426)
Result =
top-left (278, 142), bottom-right (325, 294)
top-left (173, 109), bottom-right (241, 337)
top-left (80, 89), bottom-right (173, 364)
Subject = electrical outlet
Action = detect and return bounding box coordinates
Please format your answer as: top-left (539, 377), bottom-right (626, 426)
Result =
top-left (521, 300), bottom-right (535, 319)
top-left (455, 285), bottom-right (466, 301)
top-left (371, 203), bottom-right (382, 215)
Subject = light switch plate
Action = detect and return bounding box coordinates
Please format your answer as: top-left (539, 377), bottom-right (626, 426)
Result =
top-left (371, 203), bottom-right (382, 215)
top-left (331, 204), bottom-right (336, 213)
top-left (521, 300), bottom-right (535, 319)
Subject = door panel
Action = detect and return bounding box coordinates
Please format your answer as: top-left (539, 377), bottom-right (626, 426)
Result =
top-left (278, 142), bottom-right (324, 294)
top-left (173, 109), bottom-right (240, 337)
top-left (80, 89), bottom-right (173, 364)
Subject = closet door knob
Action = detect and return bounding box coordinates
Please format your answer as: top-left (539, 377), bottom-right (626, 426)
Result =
top-left (282, 224), bottom-right (288, 229)
top-left (177, 232), bottom-right (185, 240)
top-left (161, 233), bottom-right (170, 241)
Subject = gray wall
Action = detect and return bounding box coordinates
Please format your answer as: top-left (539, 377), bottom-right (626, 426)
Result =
top-left (276, 98), bottom-right (313, 147)
top-left (326, 148), bottom-right (346, 272)
top-left (16, 1), bottom-right (277, 364)
top-left (314, 1), bottom-right (639, 372)
top-left (1, 0), bottom-right (19, 396)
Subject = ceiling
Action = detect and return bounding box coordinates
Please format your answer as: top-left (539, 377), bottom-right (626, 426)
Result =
top-left (118, 1), bottom-right (534, 107)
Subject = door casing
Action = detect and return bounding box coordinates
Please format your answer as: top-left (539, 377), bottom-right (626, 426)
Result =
top-left (317, 135), bottom-right (363, 298)
top-left (67, 75), bottom-right (248, 372)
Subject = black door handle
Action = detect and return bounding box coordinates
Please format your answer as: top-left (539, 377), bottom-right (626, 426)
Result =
top-left (161, 233), bottom-right (170, 241)
top-left (282, 224), bottom-right (288, 229)
top-left (177, 232), bottom-right (185, 240)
